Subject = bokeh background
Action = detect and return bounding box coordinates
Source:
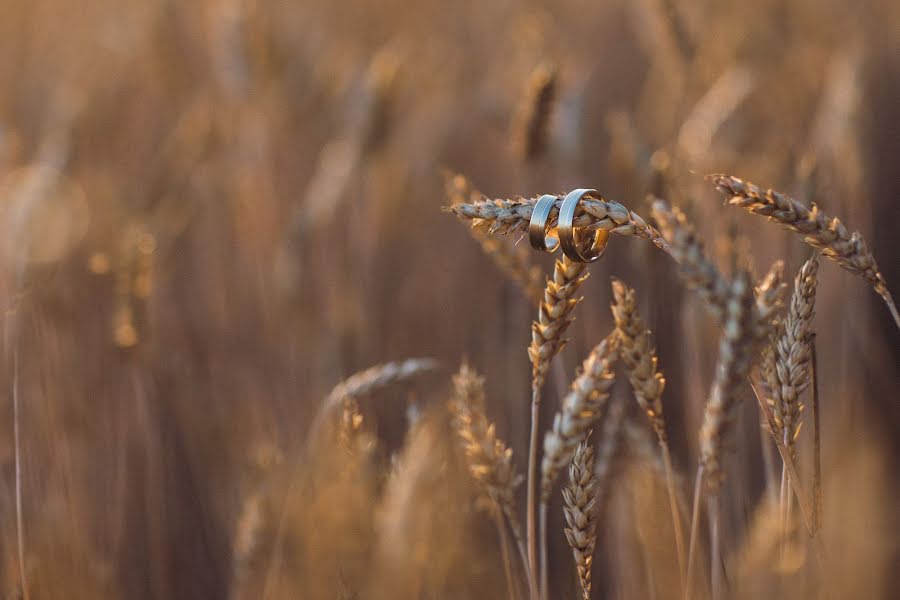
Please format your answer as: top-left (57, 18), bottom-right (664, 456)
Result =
top-left (0, 0), bottom-right (897, 598)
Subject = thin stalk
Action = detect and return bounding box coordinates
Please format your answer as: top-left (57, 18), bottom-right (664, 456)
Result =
top-left (749, 380), bottom-right (828, 568)
top-left (779, 430), bottom-right (789, 549)
top-left (494, 510), bottom-right (518, 600)
top-left (538, 502), bottom-right (548, 600)
top-left (760, 423), bottom-right (777, 505)
top-left (13, 350), bottom-right (30, 600)
top-left (526, 389), bottom-right (540, 600)
top-left (658, 436), bottom-right (687, 587)
top-left (707, 494), bottom-right (722, 600)
top-left (506, 510), bottom-right (534, 600)
top-left (685, 466), bottom-right (704, 600)
top-left (810, 335), bottom-right (822, 532)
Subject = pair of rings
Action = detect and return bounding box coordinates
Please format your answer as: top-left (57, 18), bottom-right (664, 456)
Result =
top-left (528, 189), bottom-right (610, 263)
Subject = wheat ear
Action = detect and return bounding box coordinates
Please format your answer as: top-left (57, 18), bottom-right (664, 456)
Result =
top-left (540, 335), bottom-right (618, 501)
top-left (650, 199), bottom-right (731, 321)
top-left (610, 279), bottom-right (686, 584)
top-left (765, 256), bottom-right (819, 453)
top-left (446, 193), bottom-right (670, 254)
top-left (446, 173), bottom-right (544, 303)
top-left (511, 61), bottom-right (558, 162)
top-left (449, 363), bottom-right (533, 597)
top-left (563, 440), bottom-right (599, 600)
top-left (324, 358), bottom-right (439, 410)
top-left (529, 255), bottom-right (590, 392)
top-left (710, 173), bottom-right (899, 329)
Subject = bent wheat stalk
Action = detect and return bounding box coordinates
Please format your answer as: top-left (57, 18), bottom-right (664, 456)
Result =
top-left (449, 363), bottom-right (533, 598)
top-left (709, 173), bottom-right (899, 329)
top-left (610, 279), bottom-right (686, 585)
top-left (765, 256), bottom-right (819, 532)
top-left (527, 252), bottom-right (592, 598)
top-left (446, 192), bottom-right (671, 254)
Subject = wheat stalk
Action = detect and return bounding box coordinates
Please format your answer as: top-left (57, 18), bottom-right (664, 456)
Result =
top-left (511, 61), bottom-right (558, 162)
top-left (449, 362), bottom-right (533, 597)
top-left (562, 440), bottom-right (599, 600)
top-left (446, 193), bottom-right (670, 254)
top-left (709, 173), bottom-right (899, 329)
top-left (526, 251), bottom-right (593, 598)
top-left (610, 279), bottom-right (686, 583)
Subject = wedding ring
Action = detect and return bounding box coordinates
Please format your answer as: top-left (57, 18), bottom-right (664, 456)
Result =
top-left (528, 194), bottom-right (559, 252)
top-left (558, 188), bottom-right (610, 263)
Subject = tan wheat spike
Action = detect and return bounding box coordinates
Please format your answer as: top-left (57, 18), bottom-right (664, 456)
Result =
top-left (766, 256), bottom-right (819, 450)
top-left (445, 173), bottom-right (544, 303)
top-left (563, 440), bottom-right (599, 600)
top-left (699, 271), bottom-right (762, 491)
top-left (610, 280), bottom-right (666, 438)
top-left (754, 261), bottom-right (786, 340)
top-left (449, 363), bottom-right (529, 575)
top-left (324, 358), bottom-right (439, 411)
top-left (511, 61), bottom-right (558, 162)
top-left (709, 173), bottom-right (900, 329)
top-left (540, 335), bottom-right (618, 503)
top-left (529, 255), bottom-right (590, 392)
top-left (610, 279), bottom-right (687, 580)
top-left (446, 193), bottom-right (671, 253)
top-left (650, 200), bottom-right (731, 322)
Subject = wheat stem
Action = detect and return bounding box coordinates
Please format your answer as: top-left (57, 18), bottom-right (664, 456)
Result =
top-left (685, 466), bottom-right (704, 600)
top-left (527, 390), bottom-right (540, 600)
top-left (810, 334), bottom-right (822, 534)
top-left (494, 510), bottom-right (518, 600)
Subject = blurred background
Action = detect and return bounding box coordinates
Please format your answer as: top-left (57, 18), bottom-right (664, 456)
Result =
top-left (0, 0), bottom-right (897, 598)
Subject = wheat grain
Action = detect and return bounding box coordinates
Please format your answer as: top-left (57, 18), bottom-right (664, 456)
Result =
top-left (562, 440), bottom-right (599, 600)
top-left (709, 174), bottom-right (899, 329)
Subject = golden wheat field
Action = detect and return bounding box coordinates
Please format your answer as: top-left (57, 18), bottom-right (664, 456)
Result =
top-left (0, 0), bottom-right (898, 598)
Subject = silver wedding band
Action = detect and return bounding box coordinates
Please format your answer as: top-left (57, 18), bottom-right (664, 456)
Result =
top-left (558, 188), bottom-right (609, 263)
top-left (529, 194), bottom-right (559, 252)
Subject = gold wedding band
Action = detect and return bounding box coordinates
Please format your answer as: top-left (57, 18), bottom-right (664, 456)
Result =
top-left (558, 188), bottom-right (610, 263)
top-left (529, 194), bottom-right (560, 252)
